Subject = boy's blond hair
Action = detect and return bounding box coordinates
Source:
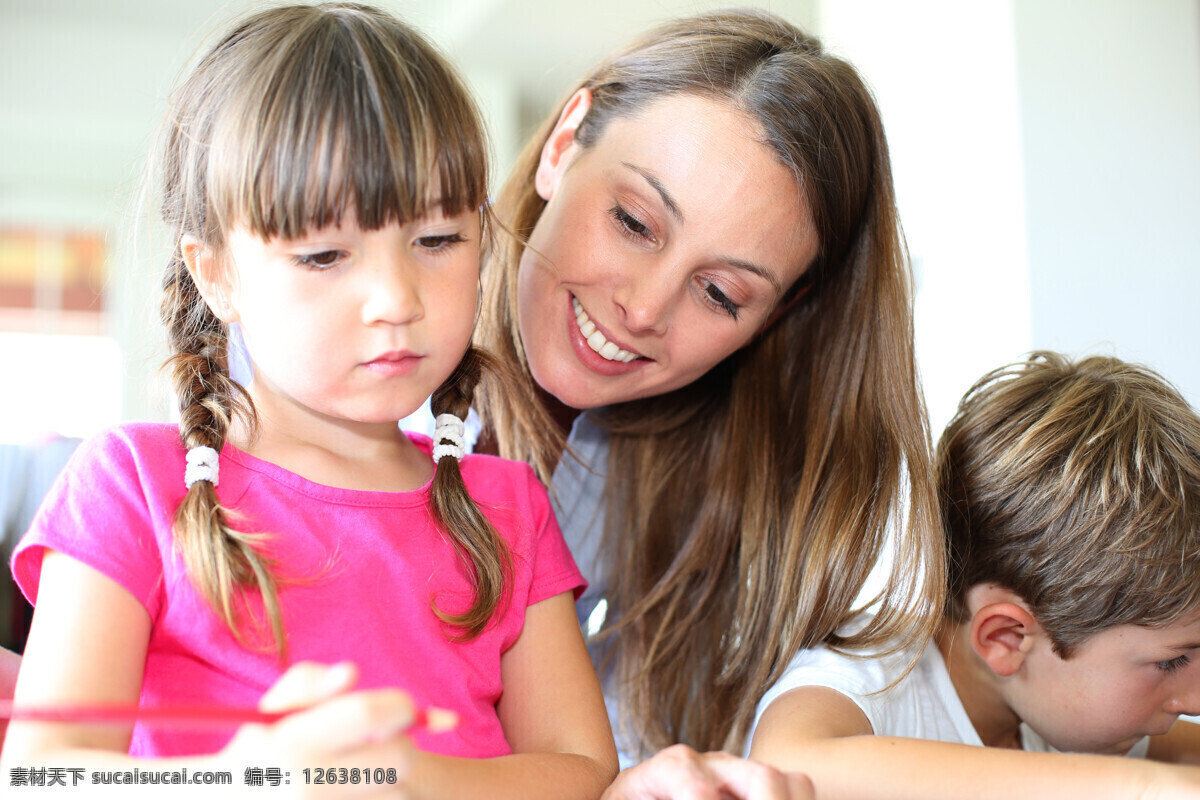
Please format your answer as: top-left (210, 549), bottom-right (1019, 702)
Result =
top-left (938, 351), bottom-right (1200, 657)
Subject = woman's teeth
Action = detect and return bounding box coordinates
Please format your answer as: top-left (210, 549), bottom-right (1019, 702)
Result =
top-left (572, 298), bottom-right (639, 363)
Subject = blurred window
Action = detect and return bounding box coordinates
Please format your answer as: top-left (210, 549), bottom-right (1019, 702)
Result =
top-left (0, 226), bottom-right (121, 444)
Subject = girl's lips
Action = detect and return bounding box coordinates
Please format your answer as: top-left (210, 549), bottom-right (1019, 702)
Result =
top-left (565, 294), bottom-right (648, 377)
top-left (361, 351), bottom-right (422, 377)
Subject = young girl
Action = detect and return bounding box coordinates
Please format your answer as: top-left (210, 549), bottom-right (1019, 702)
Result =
top-left (1, 4), bottom-right (616, 796)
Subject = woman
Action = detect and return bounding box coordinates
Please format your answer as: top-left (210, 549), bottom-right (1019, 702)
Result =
top-left (477, 7), bottom-right (943, 793)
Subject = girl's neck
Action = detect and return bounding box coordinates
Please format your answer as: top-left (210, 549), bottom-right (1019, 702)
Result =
top-left (232, 394), bottom-right (433, 493)
top-left (934, 620), bottom-right (1024, 749)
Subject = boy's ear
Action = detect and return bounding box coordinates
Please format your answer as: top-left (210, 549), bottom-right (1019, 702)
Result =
top-left (534, 88), bottom-right (592, 202)
top-left (180, 234), bottom-right (239, 323)
top-left (967, 586), bottom-right (1039, 678)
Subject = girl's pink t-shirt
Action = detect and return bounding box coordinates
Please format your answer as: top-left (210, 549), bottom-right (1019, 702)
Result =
top-left (12, 423), bottom-right (584, 758)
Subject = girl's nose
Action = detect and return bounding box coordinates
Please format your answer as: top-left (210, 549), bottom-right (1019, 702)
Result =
top-left (360, 254), bottom-right (423, 326)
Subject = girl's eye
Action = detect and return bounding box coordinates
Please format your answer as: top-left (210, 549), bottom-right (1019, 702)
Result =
top-left (294, 250), bottom-right (345, 270)
top-left (415, 233), bottom-right (467, 251)
top-left (700, 279), bottom-right (740, 320)
top-left (610, 206), bottom-right (654, 242)
top-left (1155, 654), bottom-right (1191, 673)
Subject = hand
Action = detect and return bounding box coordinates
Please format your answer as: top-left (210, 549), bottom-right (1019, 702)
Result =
top-left (602, 745), bottom-right (815, 800)
top-left (221, 662), bottom-right (418, 798)
top-left (0, 645), bottom-right (21, 747)
top-left (0, 645), bottom-right (20, 694)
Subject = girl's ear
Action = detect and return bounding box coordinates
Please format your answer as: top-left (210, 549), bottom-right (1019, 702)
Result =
top-left (967, 586), bottom-right (1039, 678)
top-left (181, 234), bottom-right (239, 323)
top-left (534, 87), bottom-right (592, 202)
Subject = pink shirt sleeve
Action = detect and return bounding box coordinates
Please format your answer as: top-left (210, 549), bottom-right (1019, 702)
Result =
top-left (520, 463), bottom-right (587, 606)
top-left (455, 449), bottom-right (586, 617)
top-left (11, 426), bottom-right (173, 620)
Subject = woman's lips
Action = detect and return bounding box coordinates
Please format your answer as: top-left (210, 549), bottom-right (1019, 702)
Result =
top-left (565, 295), bottom-right (648, 377)
top-left (572, 297), bottom-right (640, 362)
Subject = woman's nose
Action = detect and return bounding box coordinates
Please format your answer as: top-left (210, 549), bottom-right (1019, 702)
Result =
top-left (612, 260), bottom-right (677, 335)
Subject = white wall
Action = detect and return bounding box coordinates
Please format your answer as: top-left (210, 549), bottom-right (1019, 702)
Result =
top-left (818, 0), bottom-right (1032, 437)
top-left (818, 0), bottom-right (1200, 436)
top-left (1015, 0), bottom-right (1200, 407)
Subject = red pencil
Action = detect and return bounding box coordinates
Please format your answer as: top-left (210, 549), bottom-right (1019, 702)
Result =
top-left (0, 699), bottom-right (454, 731)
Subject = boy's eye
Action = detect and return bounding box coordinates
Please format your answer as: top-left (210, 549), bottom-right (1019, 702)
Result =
top-left (294, 250), bottom-right (345, 269)
top-left (415, 233), bottom-right (467, 250)
top-left (1155, 654), bottom-right (1191, 673)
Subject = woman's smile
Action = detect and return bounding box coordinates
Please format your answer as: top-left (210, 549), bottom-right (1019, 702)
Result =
top-left (572, 296), bottom-right (642, 363)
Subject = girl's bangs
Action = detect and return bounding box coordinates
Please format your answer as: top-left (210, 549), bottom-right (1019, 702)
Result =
top-left (208, 10), bottom-right (487, 240)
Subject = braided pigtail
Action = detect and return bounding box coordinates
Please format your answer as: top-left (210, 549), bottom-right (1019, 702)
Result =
top-left (429, 346), bottom-right (513, 638)
top-left (161, 251), bottom-right (286, 658)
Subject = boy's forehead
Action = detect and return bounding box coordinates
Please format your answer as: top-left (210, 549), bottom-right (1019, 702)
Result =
top-left (1078, 612), bottom-right (1200, 655)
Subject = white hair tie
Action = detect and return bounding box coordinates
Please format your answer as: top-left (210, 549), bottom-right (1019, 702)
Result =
top-left (185, 445), bottom-right (220, 489)
top-left (432, 413), bottom-right (466, 463)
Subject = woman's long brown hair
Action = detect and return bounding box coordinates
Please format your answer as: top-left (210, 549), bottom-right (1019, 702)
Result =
top-left (478, 8), bottom-right (944, 753)
top-left (158, 3), bottom-right (501, 654)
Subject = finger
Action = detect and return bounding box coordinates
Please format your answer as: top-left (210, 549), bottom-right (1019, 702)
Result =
top-left (271, 688), bottom-right (417, 754)
top-left (783, 773), bottom-right (816, 800)
top-left (700, 752), bottom-right (803, 800)
top-left (259, 661), bottom-right (359, 714)
top-left (602, 745), bottom-right (716, 800)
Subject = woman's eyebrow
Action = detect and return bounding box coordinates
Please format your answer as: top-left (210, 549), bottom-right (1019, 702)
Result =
top-left (622, 162), bottom-right (683, 223)
top-left (621, 161), bottom-right (784, 293)
top-left (718, 256), bottom-right (784, 294)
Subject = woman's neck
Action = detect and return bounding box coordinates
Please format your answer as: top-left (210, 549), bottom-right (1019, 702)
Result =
top-left (538, 386), bottom-right (583, 436)
top-left (475, 384), bottom-right (578, 470)
top-left (537, 386), bottom-right (582, 472)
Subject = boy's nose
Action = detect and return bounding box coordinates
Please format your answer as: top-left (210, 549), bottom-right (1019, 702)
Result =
top-left (1164, 682), bottom-right (1200, 717)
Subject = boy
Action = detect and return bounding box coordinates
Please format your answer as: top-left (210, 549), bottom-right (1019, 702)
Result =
top-left (748, 352), bottom-right (1200, 798)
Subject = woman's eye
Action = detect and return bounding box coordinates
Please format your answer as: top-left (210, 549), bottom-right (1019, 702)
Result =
top-left (294, 250), bottom-right (345, 269)
top-left (1155, 654), bottom-right (1191, 673)
top-left (415, 233), bottom-right (467, 251)
top-left (610, 206), bottom-right (653, 242)
top-left (700, 279), bottom-right (740, 320)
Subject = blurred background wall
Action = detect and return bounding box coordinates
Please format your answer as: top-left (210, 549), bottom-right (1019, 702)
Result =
top-left (1, 0), bottom-right (1197, 443)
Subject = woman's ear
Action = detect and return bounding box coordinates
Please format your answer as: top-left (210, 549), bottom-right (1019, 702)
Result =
top-left (180, 234), bottom-right (239, 323)
top-left (534, 87), bottom-right (592, 202)
top-left (966, 585), bottom-right (1039, 678)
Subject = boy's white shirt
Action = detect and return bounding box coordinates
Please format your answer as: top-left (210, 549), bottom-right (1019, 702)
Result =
top-left (746, 628), bottom-right (1149, 759)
